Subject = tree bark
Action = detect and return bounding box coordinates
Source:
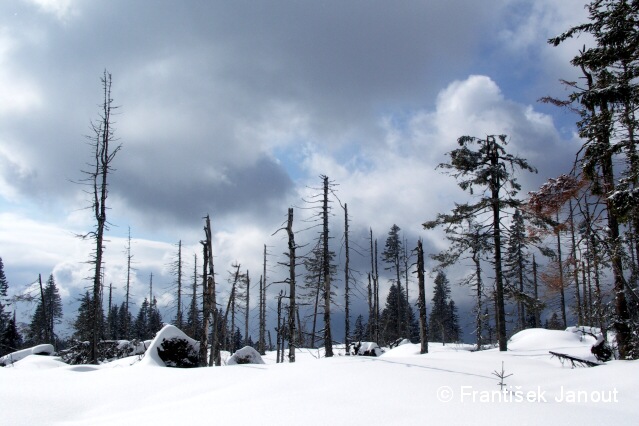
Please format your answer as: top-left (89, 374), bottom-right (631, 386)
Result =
top-left (286, 208), bottom-right (296, 362)
top-left (322, 176), bottom-right (334, 357)
top-left (416, 240), bottom-right (428, 354)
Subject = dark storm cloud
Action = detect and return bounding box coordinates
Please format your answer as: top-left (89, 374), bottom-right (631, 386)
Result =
top-left (1, 0), bottom-right (506, 233)
top-left (111, 153), bottom-right (294, 229)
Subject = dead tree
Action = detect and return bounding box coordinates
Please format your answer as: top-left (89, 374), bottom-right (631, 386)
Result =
top-left (258, 245), bottom-right (269, 355)
top-left (199, 240), bottom-right (209, 366)
top-left (173, 240), bottom-right (184, 329)
top-left (416, 240), bottom-right (428, 354)
top-left (286, 209), bottom-right (297, 363)
top-left (80, 71), bottom-right (122, 364)
top-left (188, 253), bottom-right (200, 339)
top-left (205, 215), bottom-right (219, 366)
top-left (343, 203), bottom-right (351, 353)
top-left (199, 215), bottom-right (219, 366)
top-left (273, 208), bottom-right (297, 362)
top-left (321, 176), bottom-right (334, 357)
top-left (258, 274), bottom-right (265, 354)
top-left (123, 227), bottom-right (133, 338)
top-left (244, 270), bottom-right (250, 346)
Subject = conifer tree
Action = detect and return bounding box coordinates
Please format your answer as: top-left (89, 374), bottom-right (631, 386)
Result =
top-left (429, 272), bottom-right (456, 344)
top-left (379, 283), bottom-right (419, 345)
top-left (0, 257), bottom-right (9, 349)
top-left (352, 314), bottom-right (367, 342)
top-left (547, 0), bottom-right (639, 359)
top-left (134, 298), bottom-right (150, 340)
top-left (504, 208), bottom-right (536, 331)
top-left (28, 274), bottom-right (63, 346)
top-left (73, 292), bottom-right (94, 342)
top-left (1, 313), bottom-right (22, 354)
top-left (424, 134), bottom-right (536, 351)
top-left (382, 224), bottom-right (405, 338)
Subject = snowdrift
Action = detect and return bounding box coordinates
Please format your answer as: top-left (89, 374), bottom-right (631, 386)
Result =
top-left (0, 344), bottom-right (54, 366)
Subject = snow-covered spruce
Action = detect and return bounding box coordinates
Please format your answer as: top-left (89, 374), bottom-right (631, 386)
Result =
top-left (227, 346), bottom-right (265, 365)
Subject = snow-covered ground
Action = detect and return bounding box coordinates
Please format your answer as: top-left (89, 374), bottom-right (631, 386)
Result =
top-left (1, 328), bottom-right (637, 425)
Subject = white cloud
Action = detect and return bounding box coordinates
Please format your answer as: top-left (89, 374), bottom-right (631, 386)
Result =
top-left (23, 0), bottom-right (78, 21)
top-left (0, 31), bottom-right (42, 116)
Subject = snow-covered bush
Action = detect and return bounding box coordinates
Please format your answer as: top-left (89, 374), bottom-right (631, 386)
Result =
top-left (58, 340), bottom-right (148, 365)
top-left (156, 337), bottom-right (199, 368)
top-left (350, 341), bottom-right (383, 357)
top-left (227, 346), bottom-right (265, 365)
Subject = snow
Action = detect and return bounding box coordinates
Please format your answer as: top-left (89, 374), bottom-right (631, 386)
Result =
top-left (0, 344), bottom-right (55, 366)
top-left (1, 328), bottom-right (638, 425)
top-left (138, 324), bottom-right (200, 367)
top-left (227, 346), bottom-right (265, 365)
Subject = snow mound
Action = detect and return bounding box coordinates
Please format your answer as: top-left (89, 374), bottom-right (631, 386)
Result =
top-left (508, 328), bottom-right (596, 356)
top-left (0, 344), bottom-right (55, 366)
top-left (138, 324), bottom-right (200, 367)
top-left (380, 342), bottom-right (421, 358)
top-left (8, 354), bottom-right (68, 369)
top-left (227, 346), bottom-right (265, 365)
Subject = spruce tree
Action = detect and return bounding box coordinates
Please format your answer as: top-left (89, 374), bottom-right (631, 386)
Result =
top-left (352, 314), bottom-right (367, 342)
top-left (504, 208), bottom-right (535, 331)
top-left (134, 298), bottom-right (150, 340)
top-left (424, 134), bottom-right (536, 351)
top-left (28, 275), bottom-right (63, 346)
top-left (73, 292), bottom-right (94, 342)
top-left (1, 313), bottom-right (22, 354)
top-left (0, 257), bottom-right (9, 348)
top-left (379, 283), bottom-right (419, 345)
top-left (429, 272), bottom-right (454, 344)
top-left (547, 0), bottom-right (639, 359)
top-left (382, 224), bottom-right (405, 338)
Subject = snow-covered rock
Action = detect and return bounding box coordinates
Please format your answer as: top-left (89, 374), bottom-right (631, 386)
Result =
top-left (227, 346), bottom-right (265, 365)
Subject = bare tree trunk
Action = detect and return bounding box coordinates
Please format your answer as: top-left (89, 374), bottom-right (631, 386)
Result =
top-left (258, 274), bottom-right (265, 354)
top-left (296, 305), bottom-right (303, 348)
top-left (38, 274), bottom-right (49, 343)
top-left (472, 233), bottom-right (483, 349)
top-left (533, 254), bottom-right (541, 328)
top-left (205, 216), bottom-right (219, 366)
top-left (88, 71), bottom-right (121, 364)
top-left (310, 270), bottom-right (321, 348)
top-left (416, 240), bottom-right (428, 354)
top-left (343, 203), bottom-right (350, 353)
top-left (555, 212), bottom-right (567, 328)
top-left (488, 137), bottom-right (507, 351)
top-left (245, 270), bottom-right (250, 346)
top-left (286, 208), bottom-right (297, 362)
top-left (259, 245), bottom-right (268, 354)
top-left (568, 200), bottom-right (582, 325)
top-left (228, 263), bottom-right (240, 351)
top-left (403, 239), bottom-right (410, 338)
top-left (190, 253), bottom-right (198, 339)
top-left (367, 272), bottom-right (372, 339)
top-left (176, 240), bottom-right (183, 329)
top-left (107, 282), bottom-right (113, 339)
top-left (374, 239), bottom-right (380, 344)
top-left (125, 227), bottom-right (132, 338)
top-left (199, 242), bottom-right (209, 366)
top-left (368, 229), bottom-right (374, 340)
top-left (276, 291), bottom-right (283, 363)
top-left (322, 176), bottom-right (334, 357)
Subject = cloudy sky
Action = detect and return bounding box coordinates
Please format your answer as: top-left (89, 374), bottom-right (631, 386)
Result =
top-left (1, 0), bottom-right (591, 338)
